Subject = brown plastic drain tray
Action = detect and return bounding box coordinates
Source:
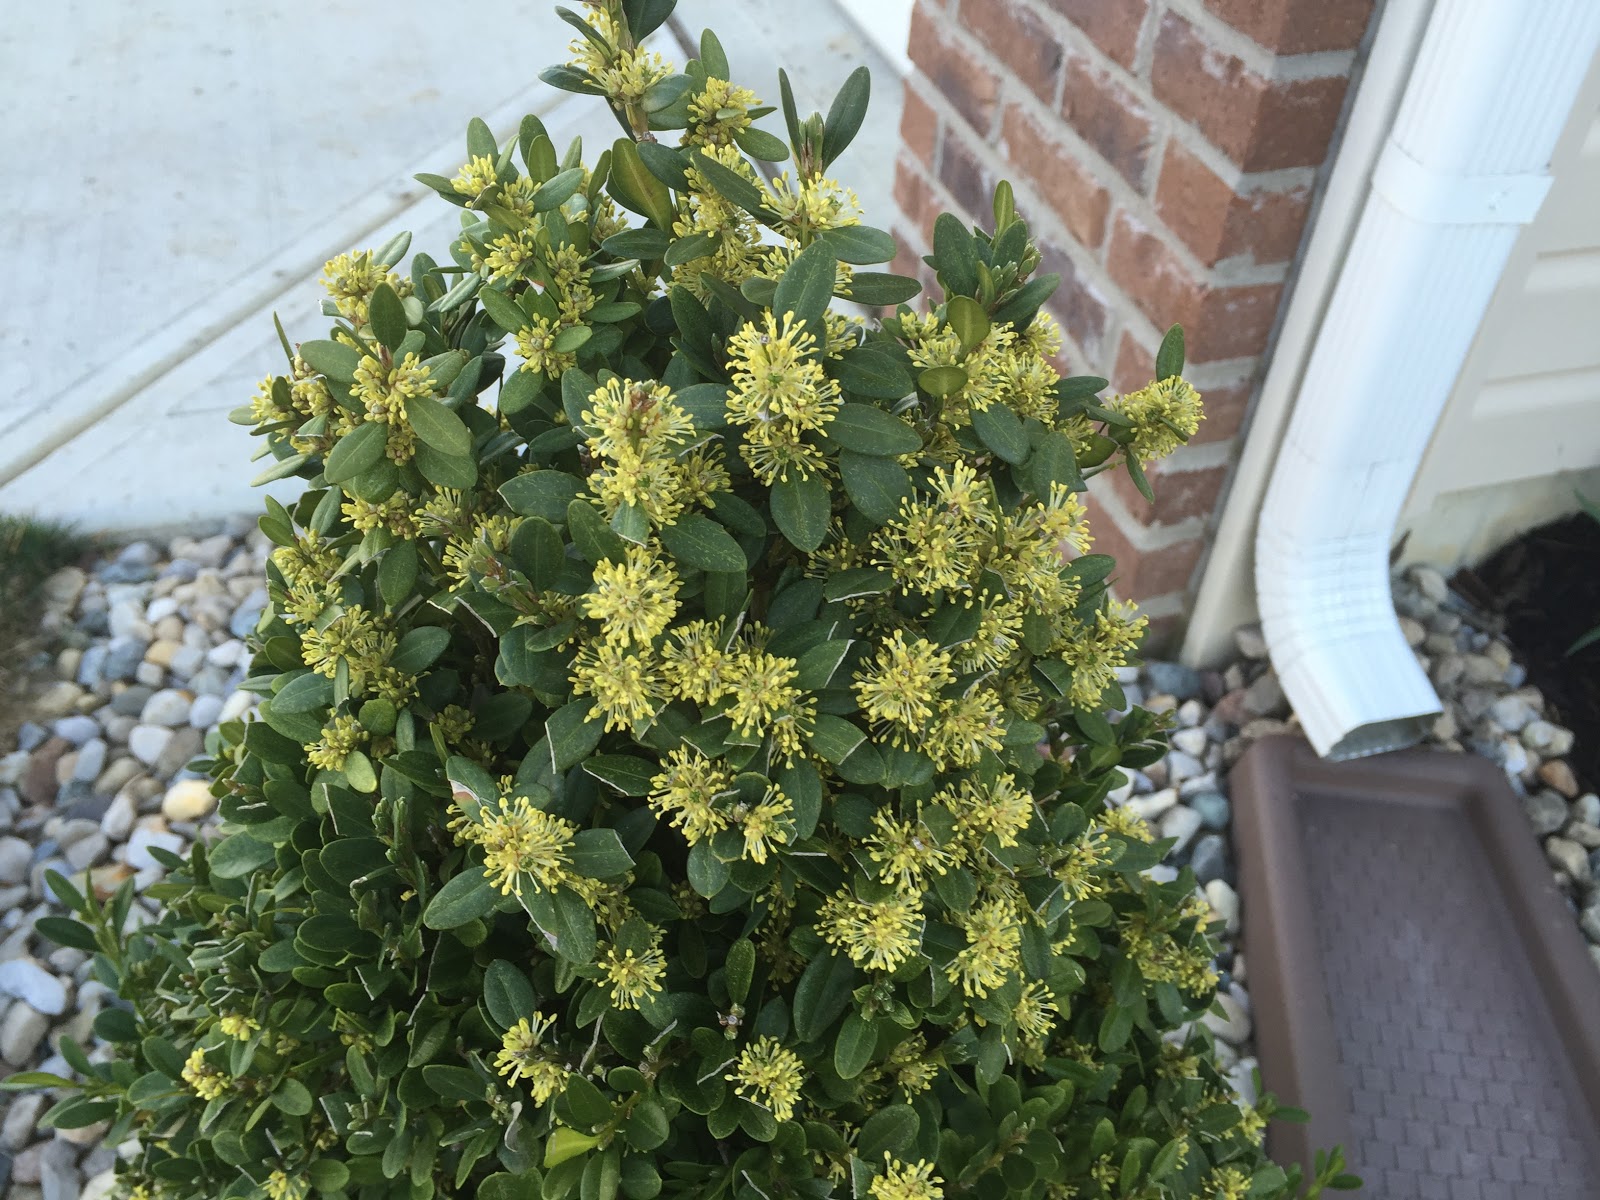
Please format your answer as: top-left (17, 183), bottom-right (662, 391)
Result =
top-left (1232, 736), bottom-right (1600, 1198)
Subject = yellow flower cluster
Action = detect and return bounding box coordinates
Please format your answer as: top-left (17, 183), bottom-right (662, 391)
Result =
top-left (1113, 376), bottom-right (1204, 463)
top-left (818, 888), bottom-right (923, 972)
top-left (763, 174), bottom-right (863, 238)
top-left (598, 928), bottom-right (668, 1009)
top-left (181, 1047), bottom-right (227, 1101)
top-left (946, 897), bottom-right (1022, 998)
top-left (306, 714), bottom-right (365, 772)
top-left (495, 1012), bottom-right (569, 1102)
top-left (937, 774), bottom-right (1034, 852)
top-left (351, 351), bottom-right (437, 464)
top-left (728, 1035), bottom-right (805, 1121)
top-left (725, 311), bottom-right (841, 483)
top-left (671, 145), bottom-right (765, 298)
top-left (453, 794), bottom-right (578, 898)
top-left (685, 77), bottom-right (760, 147)
top-left (582, 378), bottom-right (706, 526)
top-left (320, 249), bottom-right (410, 327)
top-left (264, 1170), bottom-right (310, 1200)
top-left (870, 1156), bottom-right (945, 1200)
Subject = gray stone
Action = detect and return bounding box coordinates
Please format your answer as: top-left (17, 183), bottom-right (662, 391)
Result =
top-left (1243, 670), bottom-right (1288, 718)
top-left (0, 1003), bottom-right (51, 1065)
top-left (166, 644), bottom-right (206, 680)
top-left (1398, 616), bottom-right (1426, 647)
top-left (1233, 625), bottom-right (1268, 659)
top-left (1504, 662), bottom-right (1528, 689)
top-left (127, 829), bottom-right (185, 873)
top-left (1547, 836), bottom-right (1592, 883)
top-left (1205, 879), bottom-right (1240, 937)
top-left (1164, 750), bottom-right (1206, 784)
top-left (127, 726), bottom-right (173, 767)
top-left (100, 636), bottom-right (148, 683)
top-left (133, 661), bottom-right (163, 688)
top-left (1576, 794), bottom-right (1600, 826)
top-left (100, 715), bottom-right (136, 745)
top-left (185, 665), bottom-right (233, 697)
top-left (1144, 661), bottom-right (1203, 701)
top-left (16, 724), bottom-right (49, 754)
top-left (1190, 834), bottom-right (1230, 886)
top-left (206, 639), bottom-right (245, 668)
top-left (0, 960), bottom-right (68, 1015)
top-left (1522, 790), bottom-right (1569, 836)
top-left (0, 838), bottom-right (32, 886)
top-left (1123, 789), bottom-right (1179, 822)
top-left (108, 686), bottom-right (153, 718)
top-left (1462, 655), bottom-right (1504, 686)
top-left (99, 792), bottom-right (136, 842)
top-left (63, 833), bottom-right (107, 873)
top-left (1431, 654), bottom-right (1465, 689)
top-left (139, 689), bottom-right (193, 727)
top-left (1159, 805), bottom-right (1203, 856)
top-left (48, 717), bottom-right (99, 748)
top-left (1567, 822), bottom-right (1600, 850)
top-left (1488, 694), bottom-right (1536, 733)
top-left (187, 694), bottom-right (224, 730)
top-left (230, 601), bottom-right (267, 640)
top-left (1410, 565), bottom-right (1449, 602)
top-left (154, 727), bottom-right (204, 778)
top-left (40, 1140), bottom-right (82, 1200)
top-left (1190, 790), bottom-right (1231, 831)
top-left (73, 644), bottom-right (107, 687)
top-left (69, 740), bottom-right (106, 785)
top-left (1201, 991), bottom-right (1252, 1045)
top-left (1170, 727), bottom-right (1209, 758)
top-left (1579, 902), bottom-right (1600, 945)
top-left (1521, 719), bottom-right (1575, 757)
top-left (1, 1090), bottom-right (46, 1150)
top-left (117, 541), bottom-right (160, 568)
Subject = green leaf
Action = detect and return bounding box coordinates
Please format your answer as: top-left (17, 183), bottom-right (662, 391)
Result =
top-left (807, 715), bottom-right (865, 764)
top-left (583, 755), bottom-right (659, 797)
top-left (379, 540), bottom-right (420, 607)
top-left (663, 231), bottom-right (720, 268)
top-left (407, 394), bottom-right (474, 457)
top-left (608, 138), bottom-right (675, 231)
top-left (845, 271), bottom-right (921, 307)
top-left (423, 869), bottom-right (498, 929)
top-left (725, 939), bottom-right (755, 1005)
top-left (839, 452), bottom-right (912, 525)
top-left (774, 240), bottom-right (838, 333)
top-left (834, 1013), bottom-right (876, 1079)
top-left (793, 639), bottom-right (854, 690)
top-left (918, 365), bottom-right (968, 398)
top-left (416, 442), bottom-right (478, 489)
top-left (1098, 1005), bottom-right (1133, 1053)
top-left (0, 1072), bottom-right (81, 1092)
top-left (34, 917), bottom-right (96, 952)
top-left (733, 125), bottom-right (790, 162)
top-left (545, 1126), bottom-right (602, 1168)
top-left (322, 421), bottom-right (387, 485)
top-left (821, 66), bottom-right (871, 168)
top-left (485, 960), bottom-right (538, 1030)
top-left (569, 828), bottom-right (635, 878)
top-left (858, 1105), bottom-right (918, 1163)
top-left (793, 949), bottom-right (856, 1041)
top-left (534, 166), bottom-right (586, 212)
top-left (825, 403), bottom-right (921, 456)
top-left (568, 498), bottom-right (627, 565)
top-left (932, 214), bottom-right (979, 296)
top-left (368, 282), bottom-right (408, 350)
top-left (343, 749), bottom-right (378, 793)
top-left (636, 140), bottom-right (691, 190)
top-left (501, 470), bottom-right (586, 521)
top-left (299, 339), bottom-right (361, 383)
top-left (659, 513), bottom-right (746, 571)
top-left (272, 671), bottom-right (335, 714)
top-left (1027, 430), bottom-right (1086, 495)
top-left (602, 227), bottom-right (671, 260)
top-left (816, 225), bottom-right (897, 265)
top-left (1125, 453), bottom-right (1155, 504)
top-left (946, 295), bottom-right (991, 357)
top-left (687, 151), bottom-right (772, 220)
top-left (831, 345), bottom-right (914, 399)
top-left (971, 403), bottom-right (1030, 464)
top-left (208, 834), bottom-right (273, 880)
top-left (392, 626), bottom-right (451, 674)
top-left (770, 474), bottom-right (831, 552)
top-left (1155, 324), bottom-right (1185, 380)
top-left (273, 1078), bottom-right (314, 1115)
top-left (822, 567), bottom-right (894, 601)
top-left (421, 1065), bottom-right (487, 1103)
top-left (478, 285), bottom-right (529, 334)
top-left (510, 516), bottom-right (568, 592)
top-left (548, 699), bottom-right (604, 772)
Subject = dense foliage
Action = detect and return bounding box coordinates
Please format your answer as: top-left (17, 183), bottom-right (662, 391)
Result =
top-left (6, 2), bottom-right (1354, 1198)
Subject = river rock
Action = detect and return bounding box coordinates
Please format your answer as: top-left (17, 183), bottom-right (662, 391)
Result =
top-left (127, 725), bottom-right (173, 767)
top-left (0, 959), bottom-right (69, 1015)
top-left (1522, 790), bottom-right (1570, 836)
top-left (0, 1002), bottom-right (52, 1065)
top-left (161, 780), bottom-right (217, 823)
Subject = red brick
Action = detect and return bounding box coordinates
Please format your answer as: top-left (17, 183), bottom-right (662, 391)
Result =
top-left (1060, 52), bottom-right (1156, 190)
top-left (894, 154), bottom-right (939, 245)
top-left (1152, 14), bottom-right (1349, 170)
top-left (1203, 0), bottom-right (1375, 54)
top-left (900, 85), bottom-right (939, 168)
top-left (1112, 329), bottom-right (1156, 392)
top-left (1106, 460), bottom-right (1232, 526)
top-left (1042, 0), bottom-right (1149, 69)
top-left (961, 0), bottom-right (1065, 102)
top-left (1105, 211), bottom-right (1284, 361)
top-left (1188, 377), bottom-right (1253, 444)
top-left (1036, 237), bottom-right (1112, 365)
top-left (1154, 140), bottom-right (1311, 266)
top-left (938, 127), bottom-right (993, 220)
top-left (910, 4), bottom-right (1002, 136)
top-left (891, 228), bottom-right (939, 300)
top-left (1000, 105), bottom-right (1111, 249)
top-left (1081, 491), bottom-right (1208, 600)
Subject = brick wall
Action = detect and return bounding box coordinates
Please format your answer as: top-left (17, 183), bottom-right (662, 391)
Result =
top-left (891, 0), bottom-right (1376, 650)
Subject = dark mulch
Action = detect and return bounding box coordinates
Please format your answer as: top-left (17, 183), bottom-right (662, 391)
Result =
top-left (1460, 512), bottom-right (1600, 795)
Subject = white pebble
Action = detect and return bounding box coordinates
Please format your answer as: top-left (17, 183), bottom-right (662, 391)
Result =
top-left (127, 725), bottom-right (174, 766)
top-left (0, 958), bottom-right (69, 1015)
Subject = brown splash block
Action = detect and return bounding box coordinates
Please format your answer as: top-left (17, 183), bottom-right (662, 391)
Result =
top-left (1231, 736), bottom-right (1600, 1197)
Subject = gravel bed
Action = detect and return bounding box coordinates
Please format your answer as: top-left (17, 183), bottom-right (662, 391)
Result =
top-left (0, 524), bottom-right (264, 1200)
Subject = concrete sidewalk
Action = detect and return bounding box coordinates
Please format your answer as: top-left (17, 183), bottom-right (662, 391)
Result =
top-left (0, 1), bottom-right (900, 531)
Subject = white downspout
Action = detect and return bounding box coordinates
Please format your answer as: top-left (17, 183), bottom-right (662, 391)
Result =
top-left (1256, 0), bottom-right (1600, 759)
